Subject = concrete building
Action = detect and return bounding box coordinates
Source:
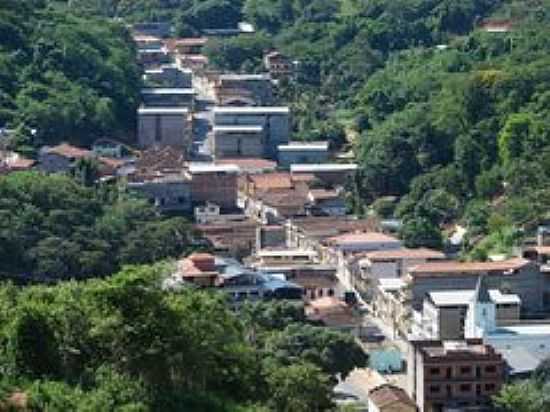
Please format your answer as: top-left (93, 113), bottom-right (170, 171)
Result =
top-left (127, 173), bottom-right (192, 213)
top-left (407, 339), bottom-right (505, 412)
top-left (405, 258), bottom-right (543, 313)
top-left (137, 48), bottom-right (171, 68)
top-left (144, 65), bottom-right (192, 88)
top-left (213, 106), bottom-right (290, 159)
top-left (212, 125), bottom-right (264, 158)
top-left (277, 141), bottom-right (329, 168)
top-left (290, 163), bottom-right (358, 186)
top-left (324, 232), bottom-right (402, 254)
top-left (137, 107), bottom-right (191, 149)
top-left (263, 50), bottom-right (293, 78)
top-left (214, 73), bottom-right (273, 106)
top-left (141, 88), bottom-right (195, 109)
top-left (307, 189), bottom-right (346, 216)
top-left (188, 163), bottom-right (240, 210)
top-left (368, 384), bottom-right (416, 412)
top-left (360, 248), bottom-right (446, 280)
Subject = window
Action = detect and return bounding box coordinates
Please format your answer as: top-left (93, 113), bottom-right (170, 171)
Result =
top-left (485, 383), bottom-right (496, 392)
top-left (460, 384), bottom-right (472, 392)
top-left (429, 385), bottom-right (440, 394)
top-left (429, 367), bottom-right (440, 375)
top-left (485, 365), bottom-right (497, 373)
top-left (460, 366), bottom-right (472, 375)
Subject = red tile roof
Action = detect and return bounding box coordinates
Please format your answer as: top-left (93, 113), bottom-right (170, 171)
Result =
top-left (326, 232), bottom-right (400, 245)
top-left (216, 158), bottom-right (277, 172)
top-left (365, 248), bottom-right (445, 261)
top-left (369, 384), bottom-right (416, 409)
top-left (409, 257), bottom-right (530, 277)
top-left (249, 172), bottom-right (293, 190)
top-left (46, 143), bottom-right (91, 159)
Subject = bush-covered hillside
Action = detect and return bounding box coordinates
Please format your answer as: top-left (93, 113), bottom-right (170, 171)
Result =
top-left (0, 264), bottom-right (367, 411)
top-left (0, 0), bottom-right (141, 151)
top-left (0, 172), bottom-right (193, 280)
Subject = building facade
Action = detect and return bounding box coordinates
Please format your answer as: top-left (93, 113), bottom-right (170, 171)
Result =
top-left (189, 164), bottom-right (240, 210)
top-left (213, 106), bottom-right (290, 159)
top-left (212, 125), bottom-right (265, 158)
top-left (137, 107), bottom-right (191, 149)
top-left (407, 339), bottom-right (505, 412)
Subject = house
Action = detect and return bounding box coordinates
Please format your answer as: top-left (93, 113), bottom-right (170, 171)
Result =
top-left (134, 146), bottom-right (187, 174)
top-left (132, 22), bottom-right (171, 38)
top-left (290, 163), bottom-right (358, 186)
top-left (38, 143), bottom-right (124, 176)
top-left (137, 48), bottom-right (171, 68)
top-left (166, 37), bottom-right (208, 55)
top-left (133, 34), bottom-right (163, 50)
top-left (144, 65), bottom-right (193, 88)
top-left (175, 54), bottom-right (208, 70)
top-left (194, 215), bottom-right (258, 258)
top-left (92, 139), bottom-right (126, 159)
top-left (167, 253), bottom-right (303, 302)
top-left (256, 225), bottom-right (286, 250)
top-left (141, 88), bottom-right (195, 109)
top-left (277, 141), bottom-right (329, 168)
top-left (213, 106), bottom-right (290, 159)
top-left (407, 339), bottom-right (505, 412)
top-left (211, 125), bottom-right (265, 159)
top-left (324, 232), bottom-right (401, 254)
top-left (247, 188), bottom-right (310, 223)
top-left (188, 163), bottom-right (240, 210)
top-left (412, 281), bottom-right (521, 341)
top-left (406, 258), bottom-right (543, 313)
top-left (307, 188), bottom-right (346, 216)
top-left (263, 50), bottom-right (293, 78)
top-left (372, 278), bottom-right (408, 338)
top-left (479, 19), bottom-right (514, 33)
top-left (137, 107), bottom-right (191, 150)
top-left (360, 248), bottom-right (446, 280)
top-left (172, 252), bottom-right (220, 287)
top-left (368, 384), bottom-right (416, 412)
top-left (214, 73), bottom-right (273, 106)
top-left (0, 151), bottom-right (35, 174)
top-left (286, 216), bottom-right (378, 252)
top-left (127, 172), bottom-right (192, 213)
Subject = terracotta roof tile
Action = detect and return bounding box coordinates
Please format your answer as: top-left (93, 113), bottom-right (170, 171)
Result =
top-left (369, 384), bottom-right (415, 408)
top-left (46, 143), bottom-right (91, 159)
top-left (409, 257), bottom-right (530, 277)
top-left (249, 172), bottom-right (293, 190)
top-left (365, 248), bottom-right (445, 261)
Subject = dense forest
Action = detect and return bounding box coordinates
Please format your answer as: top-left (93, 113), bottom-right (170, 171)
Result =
top-left (0, 264), bottom-right (367, 411)
top-left (0, 0), bottom-right (140, 153)
top-left (0, 172), bottom-right (193, 280)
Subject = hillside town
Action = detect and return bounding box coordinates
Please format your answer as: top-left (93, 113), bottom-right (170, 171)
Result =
top-left (2, 1), bottom-right (550, 412)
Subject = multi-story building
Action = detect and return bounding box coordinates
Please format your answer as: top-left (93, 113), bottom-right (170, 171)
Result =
top-left (188, 163), bottom-right (240, 210)
top-left (360, 248), bottom-right (446, 280)
top-left (406, 258), bottom-right (543, 313)
top-left (277, 141), bottom-right (329, 168)
top-left (127, 173), bottom-right (192, 213)
top-left (214, 73), bottom-right (273, 106)
top-left (213, 106), bottom-right (289, 159)
top-left (290, 163), bottom-right (358, 186)
top-left (212, 125), bottom-right (265, 158)
top-left (137, 107), bottom-right (191, 149)
top-left (144, 65), bottom-right (192, 88)
top-left (407, 339), bottom-right (505, 412)
top-left (141, 88), bottom-right (195, 109)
